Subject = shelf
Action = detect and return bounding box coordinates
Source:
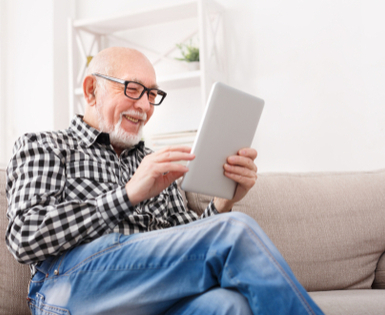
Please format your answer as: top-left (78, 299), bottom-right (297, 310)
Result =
top-left (73, 1), bottom-right (199, 34)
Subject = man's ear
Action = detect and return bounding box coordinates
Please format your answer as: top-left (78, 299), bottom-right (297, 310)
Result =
top-left (83, 75), bottom-right (97, 106)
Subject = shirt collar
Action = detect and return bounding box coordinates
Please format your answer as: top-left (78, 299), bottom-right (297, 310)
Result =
top-left (69, 115), bottom-right (102, 147)
top-left (69, 115), bottom-right (145, 152)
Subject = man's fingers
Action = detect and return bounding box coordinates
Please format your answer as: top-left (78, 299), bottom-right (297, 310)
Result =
top-left (156, 162), bottom-right (190, 176)
top-left (224, 148), bottom-right (258, 191)
top-left (150, 146), bottom-right (195, 163)
top-left (224, 164), bottom-right (257, 179)
top-left (227, 155), bottom-right (257, 172)
top-left (238, 148), bottom-right (258, 160)
top-left (224, 171), bottom-right (256, 188)
top-left (155, 151), bottom-right (195, 163)
top-left (159, 146), bottom-right (192, 154)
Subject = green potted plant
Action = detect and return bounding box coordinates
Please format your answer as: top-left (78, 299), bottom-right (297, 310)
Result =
top-left (176, 42), bottom-right (200, 70)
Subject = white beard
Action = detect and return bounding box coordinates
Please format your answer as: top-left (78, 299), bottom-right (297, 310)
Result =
top-left (96, 108), bottom-right (146, 149)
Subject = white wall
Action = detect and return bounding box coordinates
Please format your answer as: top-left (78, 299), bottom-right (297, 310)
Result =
top-left (0, 0), bottom-right (71, 164)
top-left (0, 0), bottom-right (6, 167)
top-left (1, 0), bottom-right (384, 173)
top-left (221, 0), bottom-right (385, 172)
top-left (1, 1), bottom-right (54, 161)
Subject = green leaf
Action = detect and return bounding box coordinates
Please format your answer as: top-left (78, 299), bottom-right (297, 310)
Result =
top-left (175, 43), bottom-right (199, 62)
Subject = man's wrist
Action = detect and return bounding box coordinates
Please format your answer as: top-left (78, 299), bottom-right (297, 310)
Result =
top-left (125, 184), bottom-right (140, 207)
top-left (213, 197), bottom-right (234, 213)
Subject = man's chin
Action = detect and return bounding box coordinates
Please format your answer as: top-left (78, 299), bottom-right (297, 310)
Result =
top-left (96, 112), bottom-right (143, 149)
top-left (109, 129), bottom-right (143, 149)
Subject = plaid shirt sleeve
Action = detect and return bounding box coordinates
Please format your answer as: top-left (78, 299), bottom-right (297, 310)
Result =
top-left (163, 182), bottom-right (219, 227)
top-left (6, 134), bottom-right (136, 265)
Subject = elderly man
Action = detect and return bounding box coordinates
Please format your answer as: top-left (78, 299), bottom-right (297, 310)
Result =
top-left (6, 47), bottom-right (323, 315)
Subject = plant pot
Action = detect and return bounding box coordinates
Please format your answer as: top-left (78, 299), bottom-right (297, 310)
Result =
top-left (184, 61), bottom-right (200, 71)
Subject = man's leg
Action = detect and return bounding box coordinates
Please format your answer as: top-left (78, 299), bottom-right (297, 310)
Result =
top-left (28, 212), bottom-right (324, 315)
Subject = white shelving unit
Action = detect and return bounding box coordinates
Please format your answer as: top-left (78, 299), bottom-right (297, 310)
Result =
top-left (68, 0), bottom-right (226, 136)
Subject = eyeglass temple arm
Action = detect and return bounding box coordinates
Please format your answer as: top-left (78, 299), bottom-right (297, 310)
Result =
top-left (93, 73), bottom-right (126, 85)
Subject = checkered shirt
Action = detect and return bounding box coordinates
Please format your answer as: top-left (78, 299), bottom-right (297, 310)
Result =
top-left (6, 116), bottom-right (218, 272)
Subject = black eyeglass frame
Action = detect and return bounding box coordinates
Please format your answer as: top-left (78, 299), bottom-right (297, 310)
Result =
top-left (92, 73), bottom-right (167, 106)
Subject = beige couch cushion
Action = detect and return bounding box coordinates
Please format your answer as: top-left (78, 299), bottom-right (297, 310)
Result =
top-left (0, 169), bottom-right (31, 315)
top-left (185, 169), bottom-right (385, 292)
top-left (309, 290), bottom-right (385, 315)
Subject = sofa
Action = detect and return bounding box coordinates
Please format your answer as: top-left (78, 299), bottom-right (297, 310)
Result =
top-left (1, 167), bottom-right (384, 315)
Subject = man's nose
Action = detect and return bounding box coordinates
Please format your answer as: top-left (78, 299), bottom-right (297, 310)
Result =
top-left (134, 92), bottom-right (152, 112)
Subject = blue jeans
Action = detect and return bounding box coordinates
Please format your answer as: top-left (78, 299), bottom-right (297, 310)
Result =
top-left (28, 212), bottom-right (324, 315)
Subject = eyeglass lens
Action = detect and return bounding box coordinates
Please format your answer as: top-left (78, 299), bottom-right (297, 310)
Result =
top-left (125, 82), bottom-right (163, 105)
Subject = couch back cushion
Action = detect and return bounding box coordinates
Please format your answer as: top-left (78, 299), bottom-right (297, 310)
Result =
top-left (0, 169), bottom-right (31, 315)
top-left (185, 169), bottom-right (385, 292)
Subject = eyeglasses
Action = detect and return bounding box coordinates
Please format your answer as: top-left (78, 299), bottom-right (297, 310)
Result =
top-left (92, 73), bottom-right (167, 106)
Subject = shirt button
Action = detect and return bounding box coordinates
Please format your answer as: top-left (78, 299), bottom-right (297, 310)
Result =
top-left (54, 270), bottom-right (59, 275)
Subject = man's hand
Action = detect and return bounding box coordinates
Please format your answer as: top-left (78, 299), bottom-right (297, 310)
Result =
top-left (125, 146), bottom-right (195, 206)
top-left (214, 148), bottom-right (258, 213)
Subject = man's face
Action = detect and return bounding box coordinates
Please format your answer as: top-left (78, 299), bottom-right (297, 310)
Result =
top-left (95, 58), bottom-right (156, 149)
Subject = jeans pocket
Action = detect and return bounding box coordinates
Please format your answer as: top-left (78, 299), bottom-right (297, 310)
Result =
top-left (28, 294), bottom-right (70, 315)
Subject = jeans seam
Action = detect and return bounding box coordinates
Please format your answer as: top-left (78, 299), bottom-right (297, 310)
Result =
top-left (67, 254), bottom-right (207, 276)
top-left (56, 250), bottom-right (70, 276)
top-left (235, 218), bottom-right (316, 315)
top-left (61, 219), bottom-right (217, 276)
top-left (60, 243), bottom-right (122, 276)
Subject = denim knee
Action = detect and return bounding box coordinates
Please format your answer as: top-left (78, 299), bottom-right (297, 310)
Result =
top-left (217, 211), bottom-right (271, 244)
top-left (204, 288), bottom-right (253, 315)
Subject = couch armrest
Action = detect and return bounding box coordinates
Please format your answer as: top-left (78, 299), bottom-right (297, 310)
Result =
top-left (0, 168), bottom-right (31, 314)
top-left (373, 252), bottom-right (385, 289)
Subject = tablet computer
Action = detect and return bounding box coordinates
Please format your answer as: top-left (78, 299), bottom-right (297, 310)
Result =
top-left (180, 82), bottom-right (264, 199)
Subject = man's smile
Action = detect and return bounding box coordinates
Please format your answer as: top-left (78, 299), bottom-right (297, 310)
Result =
top-left (124, 115), bottom-right (141, 124)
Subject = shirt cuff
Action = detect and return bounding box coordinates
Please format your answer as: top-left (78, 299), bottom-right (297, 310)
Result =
top-left (96, 186), bottom-right (135, 230)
